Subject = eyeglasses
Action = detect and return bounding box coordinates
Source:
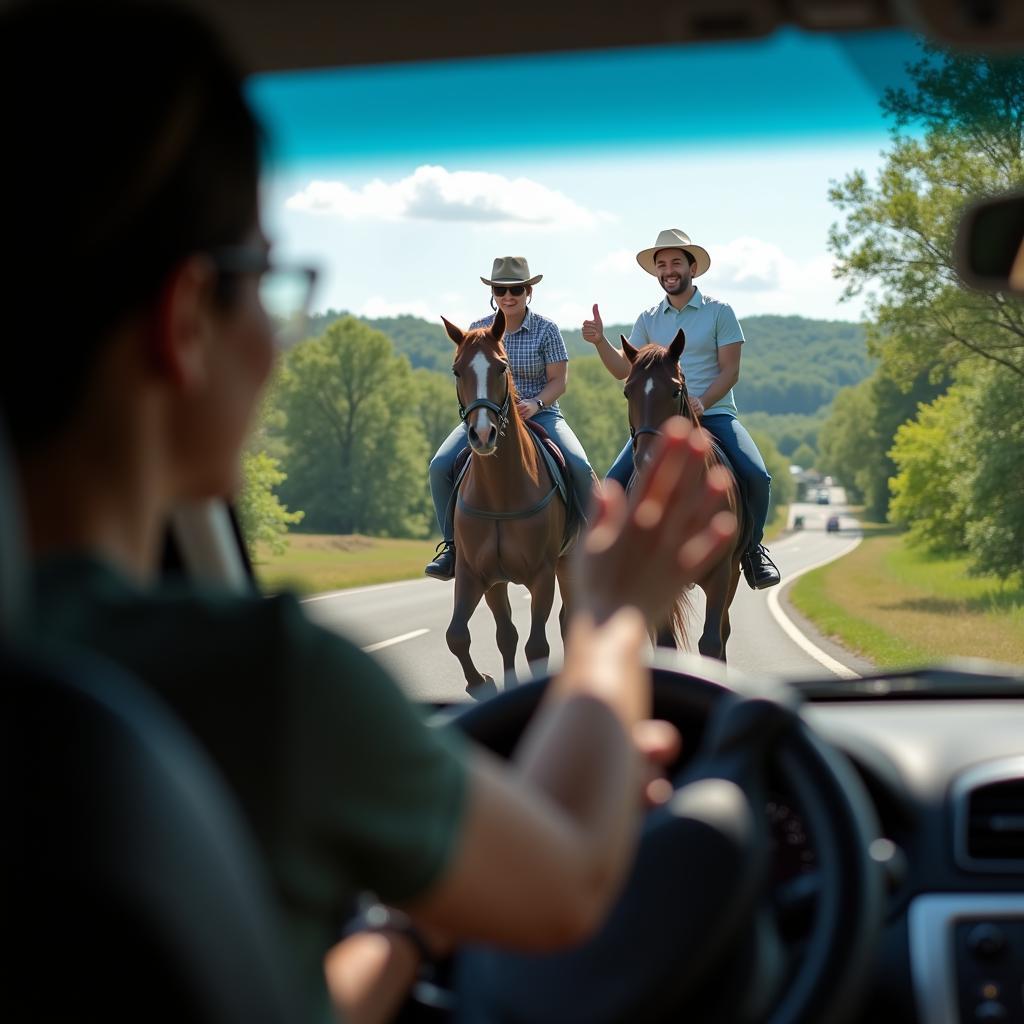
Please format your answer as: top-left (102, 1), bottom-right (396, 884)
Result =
top-left (210, 246), bottom-right (319, 348)
top-left (492, 285), bottom-right (526, 297)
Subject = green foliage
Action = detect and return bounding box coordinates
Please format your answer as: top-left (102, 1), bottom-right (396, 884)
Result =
top-left (273, 317), bottom-right (432, 537)
top-left (790, 442), bottom-right (817, 470)
top-left (830, 43), bottom-right (1024, 387)
top-left (237, 450), bottom-right (304, 556)
top-left (888, 387), bottom-right (972, 552)
top-left (743, 410), bottom-right (826, 458)
top-left (891, 367), bottom-right (1024, 580)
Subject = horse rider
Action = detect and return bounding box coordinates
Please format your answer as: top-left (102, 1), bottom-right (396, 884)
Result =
top-left (425, 257), bottom-right (597, 581)
top-left (582, 229), bottom-right (781, 590)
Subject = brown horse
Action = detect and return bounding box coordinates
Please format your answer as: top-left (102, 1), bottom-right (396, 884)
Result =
top-left (441, 310), bottom-right (576, 688)
top-left (621, 329), bottom-right (750, 661)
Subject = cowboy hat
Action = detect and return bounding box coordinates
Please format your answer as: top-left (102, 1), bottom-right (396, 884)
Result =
top-left (635, 228), bottom-right (711, 278)
top-left (480, 256), bottom-right (543, 287)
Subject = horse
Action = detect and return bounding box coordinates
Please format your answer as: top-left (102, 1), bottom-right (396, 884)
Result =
top-left (440, 309), bottom-right (578, 689)
top-left (621, 328), bottom-right (750, 661)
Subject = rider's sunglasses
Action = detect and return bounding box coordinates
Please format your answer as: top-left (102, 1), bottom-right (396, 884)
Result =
top-left (492, 285), bottom-right (527, 297)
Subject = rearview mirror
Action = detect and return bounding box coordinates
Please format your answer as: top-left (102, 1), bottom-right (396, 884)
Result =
top-left (956, 191), bottom-right (1024, 294)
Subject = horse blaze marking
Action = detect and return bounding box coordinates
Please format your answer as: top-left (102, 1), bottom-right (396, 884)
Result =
top-left (470, 351), bottom-right (491, 436)
top-left (644, 376), bottom-right (655, 396)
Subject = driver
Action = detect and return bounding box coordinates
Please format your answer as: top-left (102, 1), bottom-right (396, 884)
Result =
top-left (582, 229), bottom-right (781, 590)
top-left (0, 5), bottom-right (736, 1023)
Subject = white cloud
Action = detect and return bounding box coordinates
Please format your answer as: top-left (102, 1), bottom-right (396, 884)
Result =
top-left (594, 248), bottom-right (637, 275)
top-left (711, 236), bottom-right (793, 292)
top-left (286, 164), bottom-right (607, 229)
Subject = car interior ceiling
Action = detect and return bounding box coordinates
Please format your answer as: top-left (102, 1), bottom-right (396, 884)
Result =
top-left (178, 0), bottom-right (1024, 74)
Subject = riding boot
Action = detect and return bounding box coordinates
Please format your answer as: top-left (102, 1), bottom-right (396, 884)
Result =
top-left (741, 544), bottom-right (781, 590)
top-left (425, 540), bottom-right (456, 581)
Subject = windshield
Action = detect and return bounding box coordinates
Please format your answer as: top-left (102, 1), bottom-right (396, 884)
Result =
top-left (239, 27), bottom-right (1024, 697)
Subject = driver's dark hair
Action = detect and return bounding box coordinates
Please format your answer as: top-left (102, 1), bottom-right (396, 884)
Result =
top-left (0, 1), bottom-right (262, 453)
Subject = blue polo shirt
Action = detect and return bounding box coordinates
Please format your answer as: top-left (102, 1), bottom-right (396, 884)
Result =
top-left (627, 288), bottom-right (744, 418)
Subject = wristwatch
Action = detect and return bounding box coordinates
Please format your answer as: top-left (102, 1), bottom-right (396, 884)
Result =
top-left (536, 398), bottom-right (545, 409)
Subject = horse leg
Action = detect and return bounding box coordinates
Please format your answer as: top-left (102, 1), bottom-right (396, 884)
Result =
top-left (524, 572), bottom-right (557, 673)
top-left (720, 558), bottom-right (743, 661)
top-left (446, 568), bottom-right (489, 688)
top-left (555, 556), bottom-right (573, 641)
top-left (698, 561), bottom-right (733, 662)
top-left (484, 583), bottom-right (519, 686)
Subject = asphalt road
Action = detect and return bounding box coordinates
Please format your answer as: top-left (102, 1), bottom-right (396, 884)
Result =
top-left (304, 486), bottom-right (872, 703)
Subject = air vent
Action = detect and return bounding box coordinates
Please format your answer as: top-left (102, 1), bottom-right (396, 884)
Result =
top-left (967, 779), bottom-right (1024, 860)
top-left (954, 760), bottom-right (1024, 872)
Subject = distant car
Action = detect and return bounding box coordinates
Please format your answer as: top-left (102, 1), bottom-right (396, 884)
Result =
top-left (816, 490), bottom-right (831, 504)
top-left (826, 515), bottom-right (840, 533)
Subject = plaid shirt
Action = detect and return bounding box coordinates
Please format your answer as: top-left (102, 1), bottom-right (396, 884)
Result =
top-left (470, 310), bottom-right (569, 410)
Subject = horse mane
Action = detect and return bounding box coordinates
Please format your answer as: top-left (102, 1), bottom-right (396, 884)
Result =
top-left (631, 343), bottom-right (674, 371)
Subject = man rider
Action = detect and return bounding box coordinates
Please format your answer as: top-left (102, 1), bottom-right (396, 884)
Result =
top-left (582, 228), bottom-right (780, 590)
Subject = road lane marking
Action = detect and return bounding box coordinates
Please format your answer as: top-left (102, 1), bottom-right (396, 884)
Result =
top-left (766, 536), bottom-right (863, 680)
top-left (362, 628), bottom-right (430, 653)
top-left (302, 578), bottom-right (433, 603)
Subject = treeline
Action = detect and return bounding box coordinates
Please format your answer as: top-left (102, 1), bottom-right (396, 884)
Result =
top-left (308, 309), bottom-right (870, 417)
top-left (817, 42), bottom-right (1024, 581)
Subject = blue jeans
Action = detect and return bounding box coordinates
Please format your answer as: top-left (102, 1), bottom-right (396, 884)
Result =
top-left (605, 413), bottom-right (772, 548)
top-left (429, 409), bottom-right (596, 541)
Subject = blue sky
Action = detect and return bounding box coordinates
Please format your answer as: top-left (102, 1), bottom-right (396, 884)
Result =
top-left (249, 29), bottom-right (921, 328)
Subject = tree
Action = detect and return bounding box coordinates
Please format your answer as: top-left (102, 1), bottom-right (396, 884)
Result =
top-left (237, 450), bottom-right (304, 556)
top-left (791, 442), bottom-right (817, 470)
top-left (275, 317), bottom-right (431, 537)
top-left (888, 387), bottom-right (972, 553)
top-left (830, 43), bottom-right (1024, 385)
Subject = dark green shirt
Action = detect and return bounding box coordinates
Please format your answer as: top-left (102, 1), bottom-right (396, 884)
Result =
top-left (32, 554), bottom-right (468, 1021)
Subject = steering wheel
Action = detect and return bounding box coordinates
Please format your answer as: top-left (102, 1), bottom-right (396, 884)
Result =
top-left (437, 655), bottom-right (885, 1024)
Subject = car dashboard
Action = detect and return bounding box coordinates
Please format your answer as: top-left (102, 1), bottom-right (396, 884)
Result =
top-left (795, 669), bottom-right (1024, 1024)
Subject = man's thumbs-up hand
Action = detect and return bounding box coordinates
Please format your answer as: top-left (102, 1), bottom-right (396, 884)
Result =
top-left (582, 303), bottom-right (605, 346)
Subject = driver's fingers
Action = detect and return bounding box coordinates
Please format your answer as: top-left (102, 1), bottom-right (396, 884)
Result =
top-left (632, 719), bottom-right (681, 766)
top-left (632, 419), bottom-right (709, 531)
top-left (583, 479), bottom-right (628, 555)
top-left (678, 509), bottom-right (738, 580)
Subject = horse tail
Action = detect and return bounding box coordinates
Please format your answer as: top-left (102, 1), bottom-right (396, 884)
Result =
top-left (669, 586), bottom-right (692, 650)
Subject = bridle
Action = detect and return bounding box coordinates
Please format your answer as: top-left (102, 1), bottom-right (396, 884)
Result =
top-left (457, 365), bottom-right (511, 439)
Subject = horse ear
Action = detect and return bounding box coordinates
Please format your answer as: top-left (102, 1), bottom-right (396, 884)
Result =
top-left (621, 336), bottom-right (639, 363)
top-left (491, 307), bottom-right (506, 340)
top-left (441, 316), bottom-right (464, 346)
top-left (668, 329), bottom-right (686, 363)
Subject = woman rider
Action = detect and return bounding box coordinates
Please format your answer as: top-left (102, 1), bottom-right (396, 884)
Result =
top-left (425, 257), bottom-right (597, 580)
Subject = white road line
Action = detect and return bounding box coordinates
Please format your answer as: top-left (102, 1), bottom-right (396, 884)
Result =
top-left (302, 578), bottom-right (433, 604)
top-left (766, 535), bottom-right (864, 680)
top-left (362, 628), bottom-right (430, 653)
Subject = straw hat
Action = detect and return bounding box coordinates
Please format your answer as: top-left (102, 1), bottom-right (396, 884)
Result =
top-left (635, 228), bottom-right (711, 278)
top-left (480, 256), bottom-right (543, 287)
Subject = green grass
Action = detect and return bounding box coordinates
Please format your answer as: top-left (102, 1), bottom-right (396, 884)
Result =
top-left (763, 504), bottom-right (788, 544)
top-left (790, 527), bottom-right (1024, 667)
top-left (254, 533), bottom-right (432, 595)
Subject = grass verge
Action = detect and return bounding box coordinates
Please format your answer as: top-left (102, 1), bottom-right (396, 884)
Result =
top-left (790, 526), bottom-right (1024, 667)
top-left (254, 534), bottom-right (431, 595)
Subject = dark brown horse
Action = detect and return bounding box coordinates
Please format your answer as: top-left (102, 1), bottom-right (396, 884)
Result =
top-left (441, 310), bottom-right (576, 688)
top-left (621, 329), bottom-right (750, 661)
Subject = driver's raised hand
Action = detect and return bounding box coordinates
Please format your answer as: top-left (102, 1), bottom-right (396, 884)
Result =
top-left (577, 416), bottom-right (736, 627)
top-left (581, 303), bottom-right (605, 346)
